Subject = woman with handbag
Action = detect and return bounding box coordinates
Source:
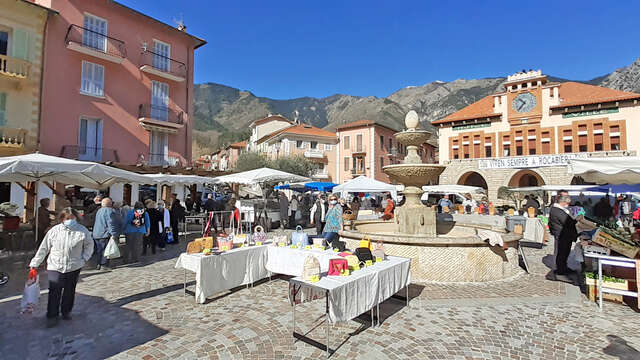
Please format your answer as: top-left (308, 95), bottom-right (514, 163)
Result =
top-left (29, 208), bottom-right (94, 326)
top-left (123, 202), bottom-right (150, 264)
top-left (322, 195), bottom-right (344, 250)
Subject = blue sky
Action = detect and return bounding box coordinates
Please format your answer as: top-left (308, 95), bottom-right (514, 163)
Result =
top-left (120, 0), bottom-right (639, 99)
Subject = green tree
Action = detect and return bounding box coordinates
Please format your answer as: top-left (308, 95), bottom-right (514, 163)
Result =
top-left (270, 155), bottom-right (318, 177)
top-left (234, 152), bottom-right (269, 172)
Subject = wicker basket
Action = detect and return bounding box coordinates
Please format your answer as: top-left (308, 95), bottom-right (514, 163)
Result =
top-left (343, 210), bottom-right (356, 221)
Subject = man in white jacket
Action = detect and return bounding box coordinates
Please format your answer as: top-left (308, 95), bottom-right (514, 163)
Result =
top-left (30, 208), bottom-right (93, 326)
top-left (309, 193), bottom-right (327, 235)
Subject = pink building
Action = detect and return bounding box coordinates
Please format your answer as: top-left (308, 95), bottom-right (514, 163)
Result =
top-left (35, 0), bottom-right (205, 166)
top-left (335, 120), bottom-right (437, 184)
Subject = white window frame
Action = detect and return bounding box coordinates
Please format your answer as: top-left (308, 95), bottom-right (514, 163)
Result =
top-left (80, 60), bottom-right (105, 97)
top-left (152, 39), bottom-right (171, 72)
top-left (296, 140), bottom-right (304, 149)
top-left (0, 28), bottom-right (11, 57)
top-left (82, 13), bottom-right (108, 52)
top-left (149, 131), bottom-right (168, 165)
top-left (78, 116), bottom-right (103, 161)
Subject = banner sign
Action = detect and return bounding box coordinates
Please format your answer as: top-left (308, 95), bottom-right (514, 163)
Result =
top-left (452, 123), bottom-right (491, 131)
top-left (562, 108), bottom-right (618, 119)
top-left (478, 153), bottom-right (588, 169)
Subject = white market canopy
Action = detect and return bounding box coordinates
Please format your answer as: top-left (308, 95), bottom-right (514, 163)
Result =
top-left (507, 185), bottom-right (597, 192)
top-left (0, 153), bottom-right (149, 189)
top-left (145, 173), bottom-right (217, 185)
top-left (333, 176), bottom-right (398, 200)
top-left (421, 184), bottom-right (486, 194)
top-left (569, 157), bottom-right (640, 185)
top-left (213, 167), bottom-right (310, 185)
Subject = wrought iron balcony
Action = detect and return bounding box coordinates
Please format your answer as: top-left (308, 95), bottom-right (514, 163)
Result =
top-left (0, 54), bottom-right (30, 79)
top-left (148, 153), bottom-right (181, 167)
top-left (65, 24), bottom-right (126, 63)
top-left (139, 49), bottom-right (186, 82)
top-left (138, 104), bottom-right (184, 133)
top-left (59, 145), bottom-right (120, 163)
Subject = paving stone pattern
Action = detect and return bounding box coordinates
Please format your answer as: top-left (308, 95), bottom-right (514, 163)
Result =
top-left (1, 231), bottom-right (639, 359)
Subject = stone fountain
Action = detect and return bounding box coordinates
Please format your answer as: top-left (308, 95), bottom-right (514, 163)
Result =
top-left (382, 110), bottom-right (445, 236)
top-left (340, 111), bottom-right (523, 282)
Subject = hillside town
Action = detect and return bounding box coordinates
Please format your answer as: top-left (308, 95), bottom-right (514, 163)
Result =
top-left (1, 1), bottom-right (640, 359)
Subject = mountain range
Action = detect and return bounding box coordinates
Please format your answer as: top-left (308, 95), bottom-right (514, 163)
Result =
top-left (192, 57), bottom-right (640, 156)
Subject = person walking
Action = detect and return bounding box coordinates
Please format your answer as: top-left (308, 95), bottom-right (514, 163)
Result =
top-left (29, 208), bottom-right (93, 326)
top-left (322, 195), bottom-right (344, 250)
top-left (170, 199), bottom-right (185, 244)
top-left (92, 198), bottom-right (120, 270)
top-left (278, 192), bottom-right (289, 229)
top-left (289, 194), bottom-right (299, 229)
top-left (36, 198), bottom-right (53, 246)
top-left (157, 200), bottom-right (171, 250)
top-left (548, 195), bottom-right (578, 282)
top-left (310, 193), bottom-right (327, 235)
top-left (123, 202), bottom-right (150, 264)
top-left (143, 200), bottom-right (162, 255)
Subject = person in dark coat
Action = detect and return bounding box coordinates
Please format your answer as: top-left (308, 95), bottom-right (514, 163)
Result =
top-left (170, 199), bottom-right (185, 244)
top-left (548, 195), bottom-right (578, 282)
top-left (278, 192), bottom-right (289, 229)
top-left (143, 200), bottom-right (162, 255)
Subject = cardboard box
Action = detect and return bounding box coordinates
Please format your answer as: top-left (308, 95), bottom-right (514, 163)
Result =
top-left (592, 229), bottom-right (639, 259)
top-left (585, 277), bottom-right (629, 303)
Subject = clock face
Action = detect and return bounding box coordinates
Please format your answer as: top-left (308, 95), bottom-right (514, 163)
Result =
top-left (512, 92), bottom-right (537, 113)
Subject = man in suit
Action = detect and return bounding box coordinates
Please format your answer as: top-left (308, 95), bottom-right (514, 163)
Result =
top-left (548, 195), bottom-right (577, 282)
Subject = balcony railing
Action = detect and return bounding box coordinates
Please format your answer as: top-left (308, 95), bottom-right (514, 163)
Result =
top-left (0, 128), bottom-right (27, 147)
top-left (148, 153), bottom-right (181, 167)
top-left (304, 149), bottom-right (325, 158)
top-left (0, 54), bottom-right (30, 79)
top-left (139, 49), bottom-right (186, 82)
top-left (59, 145), bottom-right (120, 163)
top-left (65, 24), bottom-right (126, 63)
top-left (351, 169), bottom-right (365, 176)
top-left (138, 104), bottom-right (184, 125)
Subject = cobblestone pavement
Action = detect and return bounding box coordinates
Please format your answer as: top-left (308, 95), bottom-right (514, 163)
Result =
top-left (1, 229), bottom-right (639, 360)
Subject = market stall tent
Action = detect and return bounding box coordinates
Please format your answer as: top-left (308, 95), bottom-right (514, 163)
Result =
top-left (213, 167), bottom-right (310, 185)
top-left (569, 157), bottom-right (640, 185)
top-left (333, 176), bottom-right (397, 200)
top-left (421, 185), bottom-right (485, 194)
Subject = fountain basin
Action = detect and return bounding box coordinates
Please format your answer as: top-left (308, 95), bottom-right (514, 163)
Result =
top-left (383, 164), bottom-right (446, 187)
top-left (341, 215), bottom-right (522, 283)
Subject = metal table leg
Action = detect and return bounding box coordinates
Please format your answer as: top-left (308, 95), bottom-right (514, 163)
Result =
top-left (598, 258), bottom-right (603, 311)
top-left (377, 301), bottom-right (380, 327)
top-left (325, 290), bottom-right (330, 358)
top-left (292, 284), bottom-right (296, 342)
top-left (406, 285), bottom-right (409, 307)
top-left (183, 269), bottom-right (186, 298)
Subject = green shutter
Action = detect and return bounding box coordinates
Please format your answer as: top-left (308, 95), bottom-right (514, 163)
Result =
top-left (11, 28), bottom-right (30, 61)
top-left (0, 93), bottom-right (7, 126)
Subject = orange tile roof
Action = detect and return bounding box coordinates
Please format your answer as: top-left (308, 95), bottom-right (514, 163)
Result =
top-left (433, 81), bottom-right (640, 125)
top-left (258, 124), bottom-right (336, 144)
top-left (550, 81), bottom-right (640, 109)
top-left (249, 115), bottom-right (294, 127)
top-left (335, 120), bottom-right (399, 132)
top-left (228, 141), bottom-right (246, 149)
top-left (432, 95), bottom-right (499, 124)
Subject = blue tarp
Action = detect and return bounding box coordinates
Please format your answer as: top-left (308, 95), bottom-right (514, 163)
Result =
top-left (587, 184), bottom-right (640, 194)
top-left (274, 182), bottom-right (337, 192)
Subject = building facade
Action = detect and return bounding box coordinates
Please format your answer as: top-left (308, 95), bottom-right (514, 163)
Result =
top-left (335, 120), bottom-right (437, 184)
top-left (0, 0), bottom-right (53, 157)
top-left (36, 0), bottom-right (205, 166)
top-left (248, 114), bottom-right (293, 152)
top-left (435, 70), bottom-right (640, 202)
top-left (257, 124), bottom-right (338, 181)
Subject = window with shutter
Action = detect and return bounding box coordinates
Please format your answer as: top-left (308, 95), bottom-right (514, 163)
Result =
top-left (153, 40), bottom-right (170, 72)
top-left (151, 81), bottom-right (169, 120)
top-left (0, 93), bottom-right (7, 126)
top-left (83, 14), bottom-right (107, 52)
top-left (0, 31), bottom-right (8, 56)
top-left (11, 28), bottom-right (29, 60)
top-left (80, 61), bottom-right (104, 97)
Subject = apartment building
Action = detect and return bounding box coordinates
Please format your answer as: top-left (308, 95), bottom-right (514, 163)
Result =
top-left (335, 120), bottom-right (437, 184)
top-left (36, 0), bottom-right (205, 166)
top-left (257, 124), bottom-right (338, 181)
top-left (436, 70), bottom-right (640, 202)
top-left (0, 0), bottom-right (54, 157)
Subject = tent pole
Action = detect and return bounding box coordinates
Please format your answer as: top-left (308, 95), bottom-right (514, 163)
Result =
top-left (34, 180), bottom-right (39, 248)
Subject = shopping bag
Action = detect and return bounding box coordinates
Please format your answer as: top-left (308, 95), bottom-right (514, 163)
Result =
top-left (291, 225), bottom-right (309, 246)
top-left (21, 270), bottom-right (40, 314)
top-left (104, 237), bottom-right (121, 259)
top-left (165, 230), bottom-right (175, 244)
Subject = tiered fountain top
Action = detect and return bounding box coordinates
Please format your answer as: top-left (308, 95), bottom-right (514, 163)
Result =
top-left (382, 111), bottom-right (445, 187)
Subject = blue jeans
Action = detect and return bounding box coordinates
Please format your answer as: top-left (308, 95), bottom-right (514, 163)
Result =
top-left (94, 238), bottom-right (109, 265)
top-left (322, 232), bottom-right (340, 249)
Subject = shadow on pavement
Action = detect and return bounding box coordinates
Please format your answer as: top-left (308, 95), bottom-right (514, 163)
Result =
top-left (0, 293), bottom-right (167, 360)
top-left (603, 335), bottom-right (640, 360)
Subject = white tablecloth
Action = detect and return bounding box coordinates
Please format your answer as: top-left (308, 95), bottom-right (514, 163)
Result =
top-left (523, 218), bottom-right (545, 244)
top-left (290, 256), bottom-right (411, 323)
top-left (266, 246), bottom-right (342, 277)
top-left (175, 245), bottom-right (270, 303)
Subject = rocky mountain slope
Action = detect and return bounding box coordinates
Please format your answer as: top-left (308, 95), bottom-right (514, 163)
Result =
top-left (193, 57), bottom-right (640, 155)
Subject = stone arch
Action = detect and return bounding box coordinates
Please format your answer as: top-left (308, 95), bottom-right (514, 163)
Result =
top-left (508, 169), bottom-right (545, 188)
top-left (457, 171), bottom-right (488, 190)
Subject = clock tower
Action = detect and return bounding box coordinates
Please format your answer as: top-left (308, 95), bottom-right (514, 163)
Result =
top-left (505, 70), bottom-right (546, 125)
